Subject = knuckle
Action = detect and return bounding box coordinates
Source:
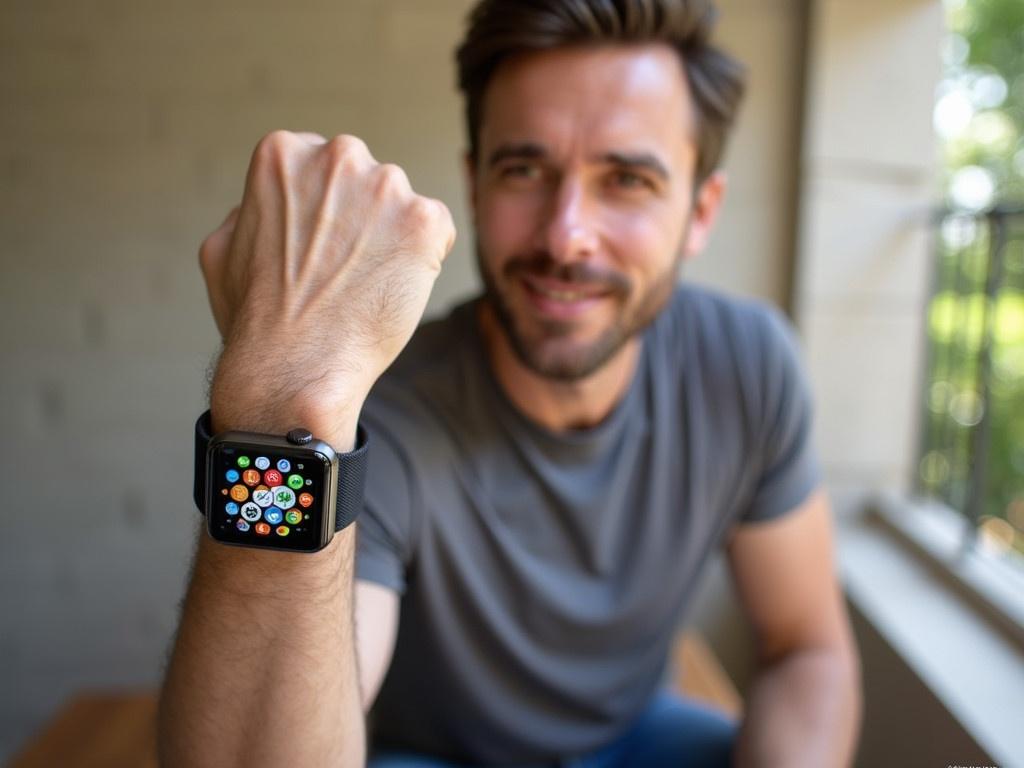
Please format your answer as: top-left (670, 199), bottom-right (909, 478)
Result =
top-left (325, 134), bottom-right (366, 165)
top-left (433, 198), bottom-right (455, 231)
top-left (373, 163), bottom-right (409, 198)
top-left (406, 196), bottom-right (435, 228)
top-left (295, 131), bottom-right (327, 146)
top-left (198, 237), bottom-right (216, 274)
top-left (253, 129), bottom-right (294, 162)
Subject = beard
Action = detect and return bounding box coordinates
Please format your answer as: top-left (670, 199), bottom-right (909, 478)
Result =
top-left (475, 239), bottom-right (684, 381)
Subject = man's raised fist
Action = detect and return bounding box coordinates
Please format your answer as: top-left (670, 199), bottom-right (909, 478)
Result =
top-left (199, 131), bottom-right (456, 431)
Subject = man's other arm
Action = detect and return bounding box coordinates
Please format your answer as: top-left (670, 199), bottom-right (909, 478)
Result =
top-left (727, 488), bottom-right (862, 768)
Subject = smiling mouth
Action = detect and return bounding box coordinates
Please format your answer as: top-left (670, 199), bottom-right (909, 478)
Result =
top-left (517, 274), bottom-right (615, 322)
top-left (521, 275), bottom-right (611, 302)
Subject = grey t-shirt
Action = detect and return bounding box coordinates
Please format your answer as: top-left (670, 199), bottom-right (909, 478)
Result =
top-left (356, 284), bottom-right (820, 764)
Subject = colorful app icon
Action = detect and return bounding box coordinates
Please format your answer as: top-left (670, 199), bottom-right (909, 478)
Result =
top-left (255, 457), bottom-right (270, 470)
top-left (287, 474), bottom-right (304, 490)
top-left (271, 486), bottom-right (296, 509)
top-left (237, 456), bottom-right (251, 469)
top-left (298, 493), bottom-right (314, 508)
top-left (226, 469), bottom-right (240, 483)
top-left (252, 488), bottom-right (274, 508)
top-left (305, 479), bottom-right (312, 486)
top-left (242, 469), bottom-right (261, 486)
top-left (264, 507), bottom-right (283, 525)
top-left (256, 484), bottom-right (269, 492)
top-left (285, 510), bottom-right (302, 525)
top-left (229, 484), bottom-right (249, 502)
top-left (240, 502), bottom-right (262, 522)
top-left (254, 522), bottom-right (271, 535)
top-left (263, 469), bottom-right (283, 486)
top-left (277, 459), bottom-right (291, 473)
top-left (275, 525), bottom-right (290, 537)
top-left (225, 502), bottom-right (239, 515)
top-left (236, 519), bottom-right (250, 532)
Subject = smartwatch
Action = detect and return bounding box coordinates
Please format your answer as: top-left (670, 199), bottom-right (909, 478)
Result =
top-left (193, 410), bottom-right (369, 552)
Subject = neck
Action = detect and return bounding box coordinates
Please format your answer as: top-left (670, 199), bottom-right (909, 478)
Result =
top-left (477, 302), bottom-right (641, 433)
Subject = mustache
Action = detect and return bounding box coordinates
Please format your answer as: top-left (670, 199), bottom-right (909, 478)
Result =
top-left (503, 252), bottom-right (631, 294)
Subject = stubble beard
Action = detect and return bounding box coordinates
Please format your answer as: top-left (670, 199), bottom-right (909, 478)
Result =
top-left (475, 240), bottom-right (684, 382)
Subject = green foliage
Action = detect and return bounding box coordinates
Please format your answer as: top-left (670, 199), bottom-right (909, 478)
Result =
top-left (921, 0), bottom-right (1024, 554)
top-left (941, 0), bottom-right (1024, 200)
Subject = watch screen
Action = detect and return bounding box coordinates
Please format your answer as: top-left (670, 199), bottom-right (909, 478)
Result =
top-left (207, 441), bottom-right (331, 552)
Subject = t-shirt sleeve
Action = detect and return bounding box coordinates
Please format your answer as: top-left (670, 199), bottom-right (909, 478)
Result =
top-left (740, 307), bottom-right (822, 524)
top-left (355, 408), bottom-right (417, 594)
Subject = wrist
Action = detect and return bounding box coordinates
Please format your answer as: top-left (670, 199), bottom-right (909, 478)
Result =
top-left (210, 398), bottom-right (361, 452)
top-left (210, 357), bottom-right (367, 450)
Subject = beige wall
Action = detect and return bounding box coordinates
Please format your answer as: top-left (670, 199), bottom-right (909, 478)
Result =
top-left (0, 0), bottom-right (805, 759)
top-left (795, 0), bottom-right (944, 514)
top-left (693, 0), bottom-right (808, 305)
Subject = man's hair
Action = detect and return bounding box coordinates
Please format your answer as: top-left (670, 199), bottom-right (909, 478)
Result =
top-left (455, 0), bottom-right (746, 184)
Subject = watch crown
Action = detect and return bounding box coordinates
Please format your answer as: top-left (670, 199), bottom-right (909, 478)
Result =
top-left (286, 428), bottom-right (313, 445)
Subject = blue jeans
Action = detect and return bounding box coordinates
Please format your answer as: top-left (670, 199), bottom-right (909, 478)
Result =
top-left (368, 691), bottom-right (738, 768)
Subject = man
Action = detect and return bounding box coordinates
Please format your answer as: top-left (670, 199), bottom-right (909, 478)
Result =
top-left (159, 1), bottom-right (862, 766)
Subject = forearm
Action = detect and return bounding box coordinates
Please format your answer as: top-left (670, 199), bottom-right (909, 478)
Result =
top-left (158, 405), bottom-right (366, 768)
top-left (158, 524), bottom-right (363, 768)
top-left (733, 647), bottom-right (861, 768)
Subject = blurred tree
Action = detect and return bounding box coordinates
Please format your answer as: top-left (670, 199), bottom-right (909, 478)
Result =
top-left (922, 0), bottom-right (1024, 556)
top-left (939, 0), bottom-right (1024, 203)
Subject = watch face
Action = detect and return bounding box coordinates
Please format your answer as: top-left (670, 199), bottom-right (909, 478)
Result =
top-left (207, 440), bottom-right (331, 552)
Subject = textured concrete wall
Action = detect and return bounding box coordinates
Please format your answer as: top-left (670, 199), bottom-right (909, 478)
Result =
top-left (0, 0), bottom-right (803, 759)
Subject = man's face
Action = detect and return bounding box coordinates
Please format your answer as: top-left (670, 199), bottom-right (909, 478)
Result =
top-left (470, 43), bottom-right (715, 380)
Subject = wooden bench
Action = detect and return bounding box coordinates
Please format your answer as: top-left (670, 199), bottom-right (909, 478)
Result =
top-left (8, 634), bottom-right (741, 767)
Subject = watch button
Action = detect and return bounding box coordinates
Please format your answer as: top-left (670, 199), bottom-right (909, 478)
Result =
top-left (287, 428), bottom-right (313, 446)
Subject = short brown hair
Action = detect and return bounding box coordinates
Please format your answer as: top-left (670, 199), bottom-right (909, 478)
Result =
top-left (455, 0), bottom-right (746, 184)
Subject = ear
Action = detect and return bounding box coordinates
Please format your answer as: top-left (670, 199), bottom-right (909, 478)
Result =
top-left (681, 170), bottom-right (727, 260)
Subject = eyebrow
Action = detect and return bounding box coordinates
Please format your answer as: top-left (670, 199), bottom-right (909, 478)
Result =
top-left (486, 142), bottom-right (547, 167)
top-left (486, 143), bottom-right (671, 181)
top-left (598, 151), bottom-right (671, 182)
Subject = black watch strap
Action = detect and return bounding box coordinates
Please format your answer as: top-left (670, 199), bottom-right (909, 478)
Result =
top-left (193, 410), bottom-right (369, 532)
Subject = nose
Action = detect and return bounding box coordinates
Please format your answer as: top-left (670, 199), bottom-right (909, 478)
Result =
top-left (541, 176), bottom-right (599, 263)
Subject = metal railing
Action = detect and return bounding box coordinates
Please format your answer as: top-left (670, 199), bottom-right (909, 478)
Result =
top-left (917, 204), bottom-right (1024, 556)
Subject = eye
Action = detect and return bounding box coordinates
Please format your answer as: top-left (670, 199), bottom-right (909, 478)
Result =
top-left (610, 170), bottom-right (654, 190)
top-left (499, 162), bottom-right (542, 181)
